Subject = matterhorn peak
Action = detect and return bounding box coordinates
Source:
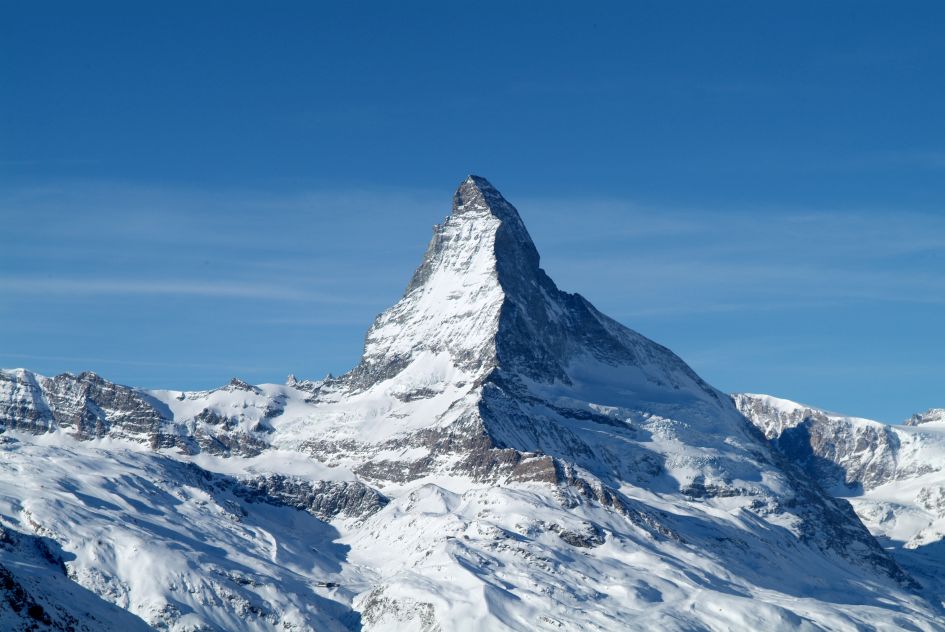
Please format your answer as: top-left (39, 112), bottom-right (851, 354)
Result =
top-left (344, 176), bottom-right (522, 390)
top-left (434, 175), bottom-right (541, 276)
top-left (345, 176), bottom-right (717, 404)
top-left (442, 174), bottom-right (541, 275)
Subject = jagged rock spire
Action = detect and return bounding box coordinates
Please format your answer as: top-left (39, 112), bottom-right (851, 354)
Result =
top-left (345, 176), bottom-right (519, 390)
top-left (405, 176), bottom-right (539, 294)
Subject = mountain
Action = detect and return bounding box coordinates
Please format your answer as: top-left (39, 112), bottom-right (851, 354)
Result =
top-left (1, 176), bottom-right (942, 631)
top-left (735, 393), bottom-right (945, 598)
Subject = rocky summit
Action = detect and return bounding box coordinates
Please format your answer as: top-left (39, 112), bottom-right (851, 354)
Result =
top-left (1, 177), bottom-right (943, 631)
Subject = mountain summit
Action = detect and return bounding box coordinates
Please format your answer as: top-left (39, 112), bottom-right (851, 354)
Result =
top-left (350, 175), bottom-right (716, 399)
top-left (0, 176), bottom-right (941, 631)
top-left (346, 175), bottom-right (525, 389)
top-left (334, 177), bottom-right (755, 487)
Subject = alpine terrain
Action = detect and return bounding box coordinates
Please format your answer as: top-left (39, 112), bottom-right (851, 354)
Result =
top-left (1, 176), bottom-right (942, 631)
top-left (736, 393), bottom-right (945, 602)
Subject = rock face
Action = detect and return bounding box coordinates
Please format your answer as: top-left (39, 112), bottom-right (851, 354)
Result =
top-left (1, 177), bottom-right (942, 630)
top-left (732, 393), bottom-right (915, 491)
top-left (0, 369), bottom-right (284, 456)
top-left (0, 369), bottom-right (168, 440)
top-left (734, 393), bottom-right (939, 491)
top-left (236, 476), bottom-right (388, 523)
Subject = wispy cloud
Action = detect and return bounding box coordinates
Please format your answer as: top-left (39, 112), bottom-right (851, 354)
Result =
top-left (0, 179), bottom-right (447, 308)
top-left (517, 194), bottom-right (945, 318)
top-left (0, 352), bottom-right (283, 374)
top-left (615, 298), bottom-right (853, 319)
top-left (253, 316), bottom-right (375, 326)
top-left (0, 276), bottom-right (371, 303)
top-left (0, 179), bottom-right (444, 250)
top-left (4, 180), bottom-right (943, 319)
top-left (1, 178), bottom-right (941, 419)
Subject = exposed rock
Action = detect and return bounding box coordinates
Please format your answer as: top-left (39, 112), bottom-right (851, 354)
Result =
top-left (0, 369), bottom-right (277, 459)
top-left (360, 587), bottom-right (440, 632)
top-left (734, 393), bottom-right (939, 490)
top-left (905, 408), bottom-right (945, 426)
top-left (235, 475), bottom-right (388, 522)
top-left (545, 521), bottom-right (606, 548)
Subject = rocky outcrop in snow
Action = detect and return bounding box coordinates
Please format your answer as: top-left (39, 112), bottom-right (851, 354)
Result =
top-left (906, 408), bottom-right (945, 427)
top-left (236, 475), bottom-right (388, 522)
top-left (0, 369), bottom-right (284, 456)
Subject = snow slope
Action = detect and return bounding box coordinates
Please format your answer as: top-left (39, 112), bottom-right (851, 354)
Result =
top-left (0, 505), bottom-right (153, 631)
top-left (1, 176), bottom-right (943, 630)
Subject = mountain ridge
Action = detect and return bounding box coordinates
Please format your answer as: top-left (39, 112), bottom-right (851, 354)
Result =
top-left (735, 391), bottom-right (945, 598)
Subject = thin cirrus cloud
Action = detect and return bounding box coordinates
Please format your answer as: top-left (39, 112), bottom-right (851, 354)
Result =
top-left (0, 179), bottom-right (443, 245)
top-left (4, 179), bottom-right (945, 319)
top-left (7, 183), bottom-right (945, 316)
top-left (0, 351), bottom-right (282, 373)
top-left (0, 179), bottom-right (445, 304)
top-left (1, 179), bottom-right (942, 421)
top-left (559, 257), bottom-right (945, 318)
top-left (518, 196), bottom-right (945, 318)
top-left (0, 276), bottom-right (367, 304)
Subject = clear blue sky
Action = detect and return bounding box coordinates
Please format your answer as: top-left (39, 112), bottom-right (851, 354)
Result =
top-left (1, 2), bottom-right (943, 422)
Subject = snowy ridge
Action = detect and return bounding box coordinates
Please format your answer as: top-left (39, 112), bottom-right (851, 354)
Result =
top-left (735, 393), bottom-right (945, 597)
top-left (907, 409), bottom-right (945, 427)
top-left (1, 176), bottom-right (943, 630)
top-left (733, 393), bottom-right (943, 491)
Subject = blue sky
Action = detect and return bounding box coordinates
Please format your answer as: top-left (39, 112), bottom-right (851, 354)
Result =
top-left (1, 1), bottom-right (943, 422)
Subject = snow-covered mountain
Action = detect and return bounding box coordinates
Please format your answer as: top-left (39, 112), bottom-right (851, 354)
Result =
top-left (735, 393), bottom-right (945, 599)
top-left (2, 176), bottom-right (943, 630)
